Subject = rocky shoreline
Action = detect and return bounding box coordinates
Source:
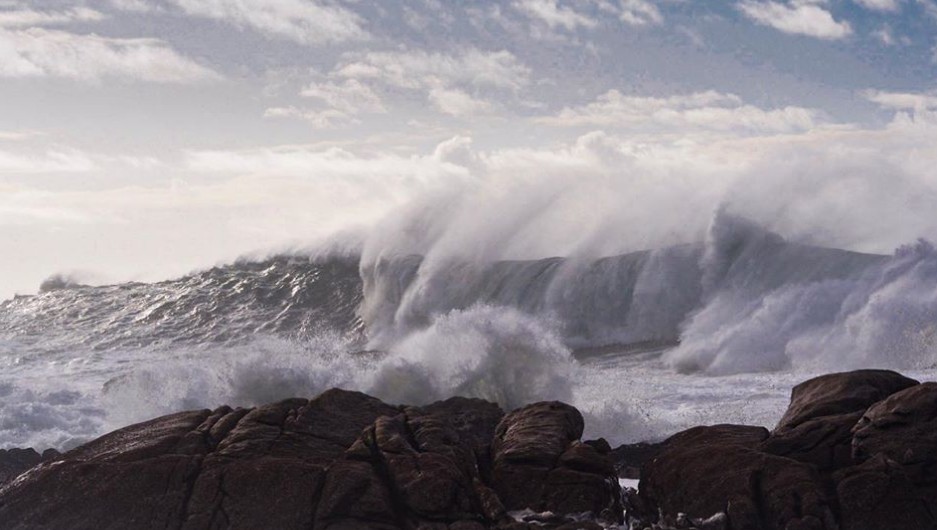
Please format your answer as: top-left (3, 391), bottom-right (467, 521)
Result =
top-left (1, 369), bottom-right (936, 529)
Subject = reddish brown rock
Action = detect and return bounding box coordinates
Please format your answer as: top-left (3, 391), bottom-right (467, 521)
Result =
top-left (491, 402), bottom-right (622, 525)
top-left (852, 382), bottom-right (937, 486)
top-left (639, 424), bottom-right (836, 530)
top-left (0, 388), bottom-right (623, 529)
top-left (0, 390), bottom-right (399, 530)
top-left (760, 411), bottom-right (862, 471)
top-left (775, 369), bottom-right (918, 432)
top-left (833, 454), bottom-right (937, 530)
top-left (0, 448), bottom-right (56, 488)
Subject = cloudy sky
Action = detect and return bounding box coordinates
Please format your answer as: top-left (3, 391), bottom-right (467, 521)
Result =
top-left (2, 0), bottom-right (937, 298)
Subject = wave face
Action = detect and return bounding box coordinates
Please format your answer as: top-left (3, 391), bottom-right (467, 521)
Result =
top-left (0, 213), bottom-right (908, 367)
top-left (359, 244), bottom-right (704, 349)
top-left (5, 212), bottom-right (937, 451)
top-left (0, 256), bottom-right (365, 353)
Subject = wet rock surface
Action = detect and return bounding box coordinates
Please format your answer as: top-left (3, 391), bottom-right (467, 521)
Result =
top-left (628, 369), bottom-right (937, 530)
top-left (6, 369), bottom-right (937, 530)
top-left (0, 390), bottom-right (620, 530)
top-left (0, 448), bottom-right (59, 488)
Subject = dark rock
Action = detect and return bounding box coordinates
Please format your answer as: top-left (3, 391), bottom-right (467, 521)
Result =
top-left (775, 369), bottom-right (918, 432)
top-left (833, 454), bottom-right (937, 530)
top-left (609, 441), bottom-right (663, 478)
top-left (852, 382), bottom-right (937, 486)
top-left (491, 402), bottom-right (622, 524)
top-left (0, 448), bottom-right (45, 487)
top-left (761, 411), bottom-right (862, 471)
top-left (639, 424), bottom-right (835, 530)
top-left (632, 371), bottom-right (937, 530)
top-left (0, 389), bottom-right (398, 530)
top-left (658, 423), bottom-right (768, 449)
top-left (0, 387), bottom-right (623, 529)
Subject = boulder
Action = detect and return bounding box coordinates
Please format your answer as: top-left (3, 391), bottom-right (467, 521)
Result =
top-left (632, 371), bottom-right (937, 530)
top-left (639, 424), bottom-right (835, 530)
top-left (0, 448), bottom-right (53, 488)
top-left (760, 411), bottom-right (862, 471)
top-left (775, 369), bottom-right (918, 432)
top-left (490, 402), bottom-right (622, 525)
top-left (852, 382), bottom-right (937, 486)
top-left (833, 454), bottom-right (937, 530)
top-left (761, 369), bottom-right (918, 473)
top-left (609, 441), bottom-right (663, 478)
top-left (0, 390), bottom-right (399, 530)
top-left (0, 390), bottom-right (620, 530)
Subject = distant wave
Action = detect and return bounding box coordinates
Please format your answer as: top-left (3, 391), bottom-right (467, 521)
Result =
top-left (0, 256), bottom-right (365, 352)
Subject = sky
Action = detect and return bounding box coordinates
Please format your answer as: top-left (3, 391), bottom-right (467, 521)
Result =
top-left (2, 0), bottom-right (937, 299)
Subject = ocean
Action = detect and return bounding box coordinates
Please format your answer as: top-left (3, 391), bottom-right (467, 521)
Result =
top-left (4, 210), bottom-right (937, 451)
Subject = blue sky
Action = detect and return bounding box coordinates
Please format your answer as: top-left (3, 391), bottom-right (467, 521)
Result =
top-left (2, 0), bottom-right (937, 298)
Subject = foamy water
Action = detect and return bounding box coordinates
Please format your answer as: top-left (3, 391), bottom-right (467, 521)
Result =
top-left (4, 212), bottom-right (937, 450)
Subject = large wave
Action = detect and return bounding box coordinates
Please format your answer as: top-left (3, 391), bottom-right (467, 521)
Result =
top-left (5, 209), bottom-right (937, 449)
top-left (5, 210), bottom-right (933, 373)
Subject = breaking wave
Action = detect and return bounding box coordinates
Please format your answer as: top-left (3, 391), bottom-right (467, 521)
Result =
top-left (5, 209), bottom-right (937, 449)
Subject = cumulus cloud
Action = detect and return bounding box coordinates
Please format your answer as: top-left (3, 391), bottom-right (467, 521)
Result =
top-left (335, 49), bottom-right (531, 91)
top-left (0, 27), bottom-right (219, 82)
top-left (864, 89), bottom-right (937, 110)
top-left (738, 1), bottom-right (853, 40)
top-left (105, 0), bottom-right (157, 12)
top-left (168, 0), bottom-right (368, 44)
top-left (266, 78), bottom-right (387, 128)
top-left (273, 48), bottom-right (530, 125)
top-left (618, 0), bottom-right (664, 26)
top-left (539, 89), bottom-right (822, 133)
top-left (0, 6), bottom-right (107, 28)
top-left (428, 88), bottom-right (493, 116)
top-left (513, 0), bottom-right (597, 30)
top-left (0, 147), bottom-right (97, 173)
top-left (513, 0), bottom-right (663, 29)
top-left (0, 130), bottom-right (41, 141)
top-left (263, 106), bottom-right (351, 128)
top-left (853, 0), bottom-right (901, 11)
top-left (300, 78), bottom-right (385, 113)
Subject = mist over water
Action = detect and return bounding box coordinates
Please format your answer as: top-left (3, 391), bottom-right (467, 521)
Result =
top-left (5, 202), bottom-right (937, 451)
top-left (7, 119), bottom-right (937, 452)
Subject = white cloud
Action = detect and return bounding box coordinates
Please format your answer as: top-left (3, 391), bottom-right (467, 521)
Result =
top-left (296, 48), bottom-right (531, 121)
top-left (513, 0), bottom-right (663, 30)
top-left (300, 78), bottom-right (385, 114)
top-left (864, 89), bottom-right (937, 110)
top-left (0, 27), bottom-right (219, 82)
top-left (618, 0), bottom-right (664, 26)
top-left (105, 0), bottom-right (157, 12)
top-left (738, 1), bottom-right (852, 40)
top-left (428, 88), bottom-right (493, 116)
top-left (513, 0), bottom-right (597, 30)
top-left (169, 0), bottom-right (367, 45)
top-left (266, 78), bottom-right (386, 128)
top-left (0, 147), bottom-right (97, 173)
top-left (263, 106), bottom-right (352, 128)
top-left (335, 49), bottom-right (531, 91)
top-left (854, 0), bottom-right (901, 11)
top-left (0, 130), bottom-right (41, 141)
top-left (540, 89), bottom-right (821, 133)
top-left (872, 24), bottom-right (894, 45)
top-left (0, 6), bottom-right (107, 28)
top-left (269, 49), bottom-right (527, 126)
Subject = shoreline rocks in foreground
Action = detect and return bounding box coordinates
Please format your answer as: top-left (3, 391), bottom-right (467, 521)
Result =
top-left (629, 369), bottom-right (935, 530)
top-left (2, 369), bottom-right (937, 529)
top-left (0, 390), bottom-right (621, 529)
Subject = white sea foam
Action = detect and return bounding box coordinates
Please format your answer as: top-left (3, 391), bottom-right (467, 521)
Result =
top-left (6, 208), bottom-right (937, 451)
